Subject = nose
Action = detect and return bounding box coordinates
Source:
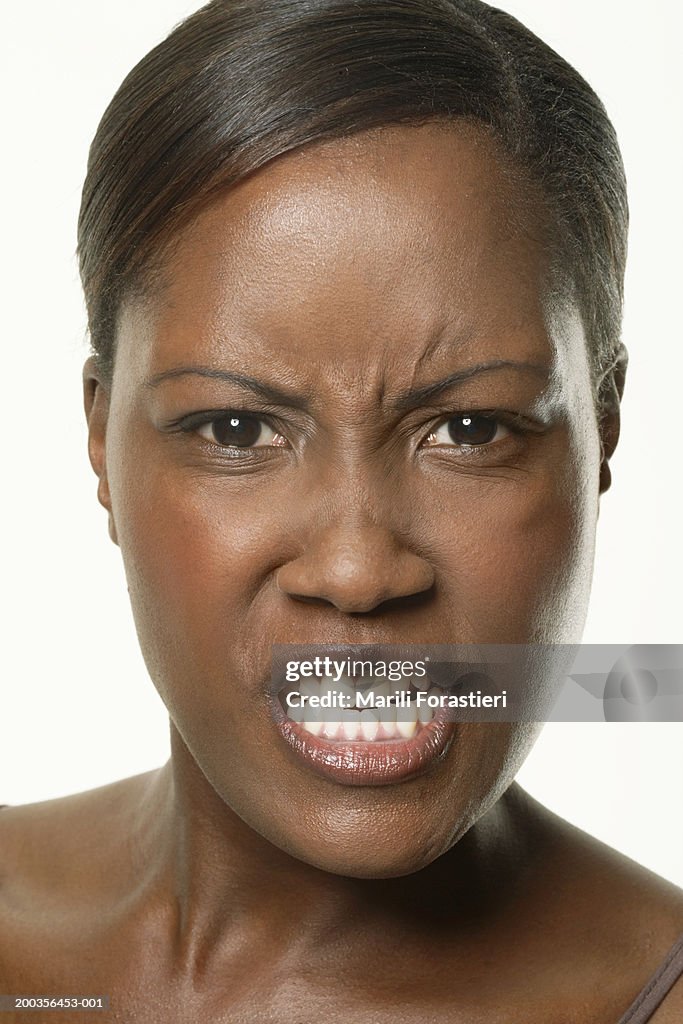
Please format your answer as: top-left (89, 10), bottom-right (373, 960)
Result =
top-left (276, 519), bottom-right (435, 614)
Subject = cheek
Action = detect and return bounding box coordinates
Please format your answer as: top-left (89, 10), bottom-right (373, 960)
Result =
top-left (111, 462), bottom-right (285, 687)
top-left (423, 453), bottom-right (599, 642)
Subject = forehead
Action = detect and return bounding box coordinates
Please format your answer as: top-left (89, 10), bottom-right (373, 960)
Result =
top-left (117, 122), bottom-right (567, 383)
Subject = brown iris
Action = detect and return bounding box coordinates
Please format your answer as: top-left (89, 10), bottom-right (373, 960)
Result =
top-left (211, 413), bottom-right (264, 447)
top-left (446, 414), bottom-right (499, 446)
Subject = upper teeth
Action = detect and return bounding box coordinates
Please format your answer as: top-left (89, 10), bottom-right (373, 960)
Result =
top-left (281, 675), bottom-right (443, 742)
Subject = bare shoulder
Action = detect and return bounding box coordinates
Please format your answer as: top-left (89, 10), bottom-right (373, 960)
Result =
top-left (515, 786), bottom-right (683, 1019)
top-left (526, 788), bottom-right (683, 928)
top-left (0, 769), bottom-right (163, 894)
top-left (0, 768), bottom-right (167, 988)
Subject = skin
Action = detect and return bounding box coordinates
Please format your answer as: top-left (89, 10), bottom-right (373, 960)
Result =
top-left (0, 122), bottom-right (681, 1022)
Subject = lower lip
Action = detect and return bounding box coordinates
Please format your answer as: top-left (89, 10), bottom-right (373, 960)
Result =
top-left (273, 705), bottom-right (457, 786)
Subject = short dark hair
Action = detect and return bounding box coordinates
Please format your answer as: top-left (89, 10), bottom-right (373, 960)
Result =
top-left (77, 0), bottom-right (628, 413)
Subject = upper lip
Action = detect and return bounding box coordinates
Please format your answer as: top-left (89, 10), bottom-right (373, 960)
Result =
top-left (272, 641), bottom-right (427, 657)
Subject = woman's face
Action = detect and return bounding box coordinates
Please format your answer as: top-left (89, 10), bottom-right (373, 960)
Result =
top-left (87, 123), bottom-right (604, 876)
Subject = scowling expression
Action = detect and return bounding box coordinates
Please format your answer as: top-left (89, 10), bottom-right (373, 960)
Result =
top-left (85, 123), bottom-right (607, 877)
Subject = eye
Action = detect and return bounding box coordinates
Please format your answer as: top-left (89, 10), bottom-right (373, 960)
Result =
top-left (196, 412), bottom-right (287, 449)
top-left (424, 413), bottom-right (510, 448)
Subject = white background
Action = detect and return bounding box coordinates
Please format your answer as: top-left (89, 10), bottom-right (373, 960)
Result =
top-left (1, 2), bottom-right (681, 886)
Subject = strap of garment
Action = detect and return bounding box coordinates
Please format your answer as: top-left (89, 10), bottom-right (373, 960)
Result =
top-left (617, 933), bottom-right (683, 1023)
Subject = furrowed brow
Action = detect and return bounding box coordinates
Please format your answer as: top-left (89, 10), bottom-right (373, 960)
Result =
top-left (392, 360), bottom-right (550, 411)
top-left (144, 366), bottom-right (310, 409)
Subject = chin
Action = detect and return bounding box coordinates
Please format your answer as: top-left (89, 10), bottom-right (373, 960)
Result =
top-left (293, 838), bottom-right (451, 879)
top-left (271, 805), bottom-right (462, 879)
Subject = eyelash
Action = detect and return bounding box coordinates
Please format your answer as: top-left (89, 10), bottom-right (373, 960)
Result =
top-left (174, 410), bottom-right (287, 459)
top-left (173, 409), bottom-right (526, 458)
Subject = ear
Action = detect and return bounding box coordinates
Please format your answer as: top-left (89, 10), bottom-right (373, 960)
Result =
top-left (598, 343), bottom-right (628, 495)
top-left (83, 356), bottom-right (118, 545)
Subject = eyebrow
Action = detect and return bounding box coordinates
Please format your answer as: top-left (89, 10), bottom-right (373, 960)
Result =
top-left (144, 366), bottom-right (311, 409)
top-left (144, 359), bottom-right (550, 410)
top-left (392, 360), bottom-right (550, 411)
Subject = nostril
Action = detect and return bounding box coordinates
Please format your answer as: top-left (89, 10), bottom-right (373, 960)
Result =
top-left (371, 586), bottom-right (436, 615)
top-left (276, 591), bottom-right (338, 609)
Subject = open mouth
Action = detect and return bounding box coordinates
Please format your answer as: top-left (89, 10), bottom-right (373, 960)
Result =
top-left (273, 672), bottom-right (457, 786)
top-left (278, 674), bottom-right (445, 740)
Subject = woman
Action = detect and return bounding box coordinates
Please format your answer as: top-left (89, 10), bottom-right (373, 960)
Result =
top-left (1, 1), bottom-right (681, 1020)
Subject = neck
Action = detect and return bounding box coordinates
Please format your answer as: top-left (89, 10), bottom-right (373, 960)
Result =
top-left (135, 724), bottom-right (542, 980)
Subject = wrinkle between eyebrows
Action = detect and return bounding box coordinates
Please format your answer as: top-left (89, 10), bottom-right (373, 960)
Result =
top-left (144, 360), bottom-right (550, 406)
top-left (408, 319), bottom-right (477, 384)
